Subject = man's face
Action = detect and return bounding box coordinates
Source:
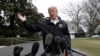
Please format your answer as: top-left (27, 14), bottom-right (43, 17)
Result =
top-left (48, 8), bottom-right (58, 20)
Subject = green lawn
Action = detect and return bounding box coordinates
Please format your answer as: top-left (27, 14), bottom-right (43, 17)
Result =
top-left (71, 38), bottom-right (100, 56)
top-left (0, 37), bottom-right (41, 46)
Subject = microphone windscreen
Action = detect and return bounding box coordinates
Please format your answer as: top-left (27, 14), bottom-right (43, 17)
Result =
top-left (54, 36), bottom-right (61, 44)
top-left (31, 42), bottom-right (39, 56)
top-left (13, 46), bottom-right (23, 56)
top-left (45, 34), bottom-right (53, 45)
top-left (61, 38), bottom-right (68, 48)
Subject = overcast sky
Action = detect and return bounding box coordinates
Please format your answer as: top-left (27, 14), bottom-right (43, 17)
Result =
top-left (32, 0), bottom-right (85, 21)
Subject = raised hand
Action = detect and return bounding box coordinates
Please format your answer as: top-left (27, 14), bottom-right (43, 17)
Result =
top-left (17, 13), bottom-right (26, 22)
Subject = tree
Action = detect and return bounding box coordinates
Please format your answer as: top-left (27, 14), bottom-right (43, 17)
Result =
top-left (81, 0), bottom-right (100, 36)
top-left (0, 0), bottom-right (44, 37)
top-left (63, 0), bottom-right (100, 37)
top-left (63, 4), bottom-right (83, 33)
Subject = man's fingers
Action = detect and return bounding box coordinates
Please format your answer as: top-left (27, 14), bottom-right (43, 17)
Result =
top-left (17, 12), bottom-right (26, 21)
top-left (17, 13), bottom-right (22, 16)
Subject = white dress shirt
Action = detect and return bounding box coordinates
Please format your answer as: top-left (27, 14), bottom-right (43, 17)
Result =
top-left (50, 18), bottom-right (59, 25)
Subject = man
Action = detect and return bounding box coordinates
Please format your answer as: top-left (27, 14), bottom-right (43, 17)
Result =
top-left (17, 6), bottom-right (71, 55)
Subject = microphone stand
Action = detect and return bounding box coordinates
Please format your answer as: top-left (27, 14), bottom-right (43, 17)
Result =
top-left (57, 44), bottom-right (64, 56)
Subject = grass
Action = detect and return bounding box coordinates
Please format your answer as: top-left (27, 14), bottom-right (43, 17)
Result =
top-left (71, 38), bottom-right (100, 56)
top-left (0, 38), bottom-right (29, 46)
top-left (0, 37), bottom-right (41, 46)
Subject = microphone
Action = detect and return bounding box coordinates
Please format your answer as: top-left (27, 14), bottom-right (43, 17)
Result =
top-left (13, 46), bottom-right (23, 56)
top-left (62, 35), bottom-right (71, 51)
top-left (31, 42), bottom-right (39, 56)
top-left (62, 36), bottom-right (73, 56)
top-left (61, 37), bottom-right (68, 49)
top-left (41, 34), bottom-right (53, 56)
top-left (45, 34), bottom-right (53, 46)
top-left (54, 36), bottom-right (61, 44)
top-left (54, 36), bottom-right (64, 56)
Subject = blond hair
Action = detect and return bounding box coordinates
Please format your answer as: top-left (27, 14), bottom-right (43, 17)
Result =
top-left (48, 6), bottom-right (58, 12)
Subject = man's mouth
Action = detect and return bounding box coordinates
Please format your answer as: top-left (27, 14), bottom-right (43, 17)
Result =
top-left (51, 15), bottom-right (54, 16)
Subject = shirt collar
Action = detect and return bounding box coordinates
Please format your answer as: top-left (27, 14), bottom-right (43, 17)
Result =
top-left (50, 17), bottom-right (59, 25)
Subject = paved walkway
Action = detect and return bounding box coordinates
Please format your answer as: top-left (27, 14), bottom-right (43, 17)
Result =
top-left (0, 40), bottom-right (87, 56)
